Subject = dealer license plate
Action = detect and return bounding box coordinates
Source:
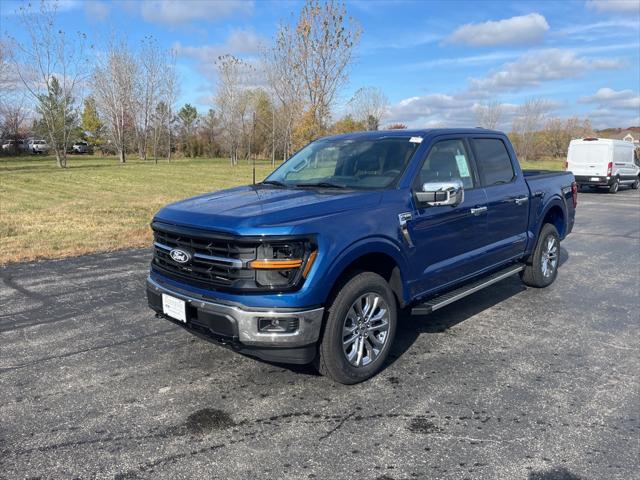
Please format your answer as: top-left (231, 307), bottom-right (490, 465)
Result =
top-left (590, 177), bottom-right (600, 182)
top-left (162, 294), bottom-right (187, 323)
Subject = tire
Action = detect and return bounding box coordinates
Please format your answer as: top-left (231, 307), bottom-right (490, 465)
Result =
top-left (315, 272), bottom-right (397, 384)
top-left (632, 178), bottom-right (639, 190)
top-left (608, 178), bottom-right (619, 194)
top-left (521, 224), bottom-right (560, 288)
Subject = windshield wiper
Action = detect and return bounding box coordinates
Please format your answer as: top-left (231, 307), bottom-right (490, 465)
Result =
top-left (258, 180), bottom-right (288, 187)
top-left (294, 182), bottom-right (347, 189)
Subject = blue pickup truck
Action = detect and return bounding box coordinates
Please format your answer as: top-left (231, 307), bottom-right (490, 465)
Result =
top-left (147, 129), bottom-right (577, 383)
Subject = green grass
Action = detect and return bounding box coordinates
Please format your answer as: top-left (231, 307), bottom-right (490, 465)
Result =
top-left (519, 157), bottom-right (565, 171)
top-left (0, 155), bottom-right (275, 264)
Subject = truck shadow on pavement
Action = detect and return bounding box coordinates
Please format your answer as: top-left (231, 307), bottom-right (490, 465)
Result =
top-left (388, 247), bottom-right (569, 371)
top-left (269, 248), bottom-right (569, 379)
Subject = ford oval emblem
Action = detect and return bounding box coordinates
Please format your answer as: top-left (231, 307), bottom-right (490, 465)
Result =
top-left (169, 248), bottom-right (191, 264)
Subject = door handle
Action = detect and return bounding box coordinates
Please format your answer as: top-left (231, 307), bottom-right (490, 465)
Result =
top-left (512, 196), bottom-right (528, 205)
top-left (470, 206), bottom-right (488, 216)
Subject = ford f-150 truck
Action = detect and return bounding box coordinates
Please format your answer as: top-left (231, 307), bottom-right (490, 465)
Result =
top-left (147, 129), bottom-right (577, 384)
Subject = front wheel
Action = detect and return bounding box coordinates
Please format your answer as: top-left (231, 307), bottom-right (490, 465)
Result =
top-left (521, 224), bottom-right (560, 288)
top-left (315, 272), bottom-right (397, 384)
top-left (632, 178), bottom-right (639, 190)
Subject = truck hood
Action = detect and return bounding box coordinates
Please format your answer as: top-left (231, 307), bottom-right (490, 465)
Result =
top-left (154, 185), bottom-right (382, 234)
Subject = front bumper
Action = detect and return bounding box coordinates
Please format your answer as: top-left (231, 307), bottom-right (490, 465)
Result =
top-left (146, 276), bottom-right (324, 364)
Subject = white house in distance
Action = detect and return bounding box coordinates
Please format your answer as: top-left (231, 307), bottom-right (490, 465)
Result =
top-left (622, 133), bottom-right (639, 146)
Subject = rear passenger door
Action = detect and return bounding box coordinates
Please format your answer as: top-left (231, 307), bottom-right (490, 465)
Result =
top-left (471, 137), bottom-right (529, 267)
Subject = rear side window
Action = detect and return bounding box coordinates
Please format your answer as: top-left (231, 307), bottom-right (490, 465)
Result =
top-left (473, 138), bottom-right (514, 186)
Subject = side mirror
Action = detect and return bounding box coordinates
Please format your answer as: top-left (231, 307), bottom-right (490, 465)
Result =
top-left (415, 180), bottom-right (464, 207)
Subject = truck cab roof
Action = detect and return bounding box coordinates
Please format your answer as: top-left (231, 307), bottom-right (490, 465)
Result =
top-left (319, 128), bottom-right (505, 142)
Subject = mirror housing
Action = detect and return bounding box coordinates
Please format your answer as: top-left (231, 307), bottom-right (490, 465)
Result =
top-left (415, 180), bottom-right (464, 207)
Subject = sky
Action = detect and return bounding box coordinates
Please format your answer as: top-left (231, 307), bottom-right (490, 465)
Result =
top-left (1, 0), bottom-right (639, 129)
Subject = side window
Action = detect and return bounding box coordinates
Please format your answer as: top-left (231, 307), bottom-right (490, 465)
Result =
top-left (473, 138), bottom-right (515, 186)
top-left (418, 139), bottom-right (474, 189)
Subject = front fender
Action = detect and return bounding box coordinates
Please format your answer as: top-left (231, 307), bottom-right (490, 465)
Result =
top-left (318, 235), bottom-right (411, 305)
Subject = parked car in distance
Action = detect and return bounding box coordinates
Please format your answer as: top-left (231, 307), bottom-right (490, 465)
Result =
top-left (567, 138), bottom-right (640, 193)
top-left (71, 141), bottom-right (92, 154)
top-left (2, 139), bottom-right (29, 153)
top-left (147, 128), bottom-right (577, 384)
top-left (29, 139), bottom-right (50, 154)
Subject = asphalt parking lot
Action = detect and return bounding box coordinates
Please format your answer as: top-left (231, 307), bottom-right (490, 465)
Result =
top-left (1, 188), bottom-right (638, 480)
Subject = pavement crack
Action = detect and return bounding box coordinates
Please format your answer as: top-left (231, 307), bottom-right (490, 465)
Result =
top-left (319, 410), bottom-right (356, 441)
top-left (0, 328), bottom-right (176, 373)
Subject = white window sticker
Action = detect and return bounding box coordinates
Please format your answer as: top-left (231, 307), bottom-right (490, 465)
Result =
top-left (455, 154), bottom-right (470, 177)
top-left (409, 136), bottom-right (423, 144)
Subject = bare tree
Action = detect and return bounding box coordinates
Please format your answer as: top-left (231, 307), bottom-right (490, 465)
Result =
top-left (262, 48), bottom-right (301, 162)
top-left (0, 102), bottom-right (28, 145)
top-left (474, 101), bottom-right (503, 129)
top-left (543, 116), bottom-right (595, 158)
top-left (511, 98), bottom-right (551, 161)
top-left (0, 41), bottom-right (26, 143)
top-left (347, 87), bottom-right (389, 131)
top-left (163, 49), bottom-right (179, 162)
top-left (135, 37), bottom-right (164, 160)
top-left (215, 55), bottom-right (253, 165)
top-left (271, 0), bottom-right (361, 140)
top-left (92, 42), bottom-right (137, 163)
top-left (0, 41), bottom-right (17, 103)
top-left (7, 1), bottom-right (88, 167)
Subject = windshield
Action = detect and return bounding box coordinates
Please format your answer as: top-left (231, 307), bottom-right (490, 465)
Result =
top-left (265, 136), bottom-right (420, 189)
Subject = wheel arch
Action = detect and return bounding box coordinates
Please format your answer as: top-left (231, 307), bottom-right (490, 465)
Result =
top-left (321, 238), bottom-right (410, 308)
top-left (541, 204), bottom-right (566, 238)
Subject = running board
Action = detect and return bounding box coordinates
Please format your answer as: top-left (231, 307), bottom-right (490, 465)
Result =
top-left (411, 264), bottom-right (524, 315)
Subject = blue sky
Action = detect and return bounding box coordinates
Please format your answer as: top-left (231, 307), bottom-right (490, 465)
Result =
top-left (2, 0), bottom-right (639, 128)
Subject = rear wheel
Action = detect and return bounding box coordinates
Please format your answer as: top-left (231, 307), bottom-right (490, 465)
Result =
top-left (609, 178), bottom-right (619, 194)
top-left (521, 224), bottom-right (560, 288)
top-left (632, 177), bottom-right (639, 190)
top-left (315, 272), bottom-right (396, 384)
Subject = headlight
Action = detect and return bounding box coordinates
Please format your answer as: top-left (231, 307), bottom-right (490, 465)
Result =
top-left (249, 241), bottom-right (316, 288)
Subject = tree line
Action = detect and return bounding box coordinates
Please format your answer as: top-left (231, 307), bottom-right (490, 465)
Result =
top-left (0, 0), bottom-right (611, 168)
top-left (2, 0), bottom-right (386, 167)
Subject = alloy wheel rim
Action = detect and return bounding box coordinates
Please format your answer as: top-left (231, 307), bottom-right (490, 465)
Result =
top-left (342, 293), bottom-right (390, 367)
top-left (541, 235), bottom-right (558, 278)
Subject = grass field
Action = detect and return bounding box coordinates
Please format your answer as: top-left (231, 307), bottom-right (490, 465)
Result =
top-left (0, 155), bottom-right (275, 264)
top-left (0, 154), bottom-right (564, 265)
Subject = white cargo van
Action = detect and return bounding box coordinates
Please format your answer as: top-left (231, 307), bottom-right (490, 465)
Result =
top-left (567, 138), bottom-right (640, 193)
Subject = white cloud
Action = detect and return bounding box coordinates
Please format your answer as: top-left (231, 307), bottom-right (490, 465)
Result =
top-left (586, 0), bottom-right (640, 13)
top-left (468, 49), bottom-right (626, 92)
top-left (580, 87), bottom-right (640, 110)
top-left (174, 30), bottom-right (268, 102)
top-left (138, 0), bottom-right (253, 26)
top-left (556, 19), bottom-right (640, 36)
top-left (585, 108), bottom-right (640, 129)
top-left (174, 29), bottom-right (264, 64)
top-left (446, 13), bottom-right (549, 47)
top-left (84, 1), bottom-right (110, 21)
top-left (383, 92), bottom-right (525, 129)
top-left (403, 51), bottom-right (519, 71)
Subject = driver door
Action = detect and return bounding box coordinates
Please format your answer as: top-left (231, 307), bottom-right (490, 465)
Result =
top-left (405, 137), bottom-right (489, 296)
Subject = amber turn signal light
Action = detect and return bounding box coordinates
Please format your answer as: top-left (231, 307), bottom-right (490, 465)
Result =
top-left (302, 250), bottom-right (317, 278)
top-left (249, 259), bottom-right (303, 269)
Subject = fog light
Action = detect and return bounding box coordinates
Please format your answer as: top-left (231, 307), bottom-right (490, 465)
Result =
top-left (258, 317), bottom-right (299, 333)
